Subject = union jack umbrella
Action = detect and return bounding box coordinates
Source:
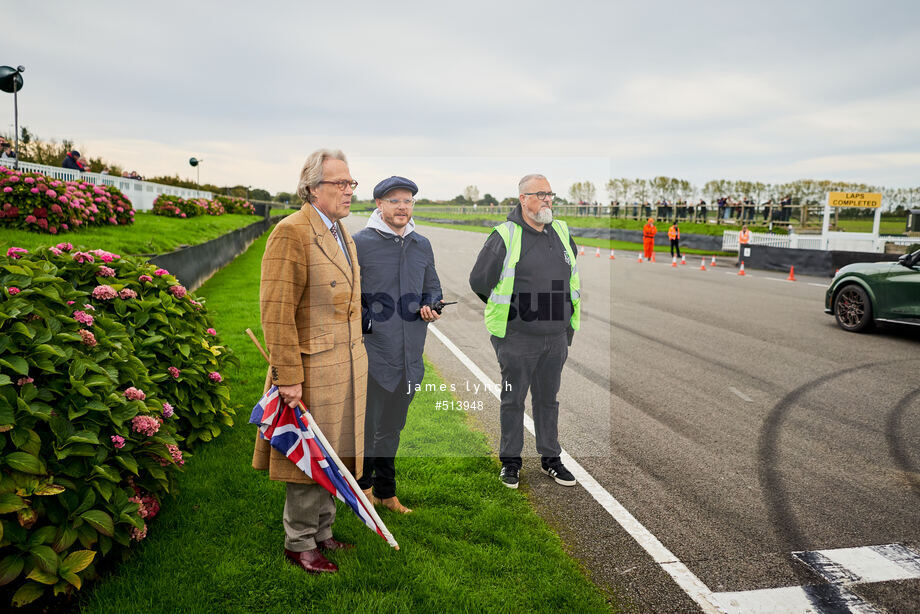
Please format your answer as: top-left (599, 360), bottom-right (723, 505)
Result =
top-left (250, 386), bottom-right (399, 549)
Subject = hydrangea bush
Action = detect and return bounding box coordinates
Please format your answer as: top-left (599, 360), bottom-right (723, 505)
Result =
top-left (0, 245), bottom-right (238, 606)
top-left (0, 167), bottom-right (135, 234)
top-left (152, 194), bottom-right (253, 218)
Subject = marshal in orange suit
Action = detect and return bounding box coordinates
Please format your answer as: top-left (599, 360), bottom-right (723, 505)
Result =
top-left (642, 218), bottom-right (657, 259)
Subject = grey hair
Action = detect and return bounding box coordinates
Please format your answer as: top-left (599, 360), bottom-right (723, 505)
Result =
top-left (518, 173), bottom-right (548, 194)
top-left (296, 149), bottom-right (348, 202)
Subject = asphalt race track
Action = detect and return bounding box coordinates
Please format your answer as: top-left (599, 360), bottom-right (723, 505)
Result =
top-left (343, 215), bottom-right (920, 613)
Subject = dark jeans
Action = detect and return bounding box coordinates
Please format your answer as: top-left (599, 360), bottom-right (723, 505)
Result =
top-left (357, 375), bottom-right (415, 499)
top-left (490, 329), bottom-right (567, 469)
top-left (670, 239), bottom-right (681, 258)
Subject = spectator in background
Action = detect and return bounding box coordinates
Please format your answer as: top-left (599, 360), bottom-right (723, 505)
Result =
top-left (78, 156), bottom-right (90, 171)
top-left (100, 167), bottom-right (110, 175)
top-left (0, 140), bottom-right (16, 162)
top-left (62, 150), bottom-right (85, 171)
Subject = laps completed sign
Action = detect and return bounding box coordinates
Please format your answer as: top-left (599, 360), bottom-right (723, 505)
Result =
top-left (827, 192), bottom-right (882, 208)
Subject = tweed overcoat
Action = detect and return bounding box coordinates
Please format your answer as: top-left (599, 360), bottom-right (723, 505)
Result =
top-left (252, 204), bottom-right (368, 484)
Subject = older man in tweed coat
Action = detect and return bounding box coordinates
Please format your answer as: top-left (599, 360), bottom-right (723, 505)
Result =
top-left (254, 149), bottom-right (368, 574)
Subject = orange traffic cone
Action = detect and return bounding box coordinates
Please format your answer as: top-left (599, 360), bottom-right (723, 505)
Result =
top-left (595, 247), bottom-right (601, 258)
top-left (650, 252), bottom-right (656, 263)
top-left (637, 253), bottom-right (643, 263)
top-left (578, 245), bottom-right (585, 256)
top-left (711, 255), bottom-right (716, 266)
top-left (738, 262), bottom-right (746, 276)
top-left (699, 258), bottom-right (707, 271)
top-left (680, 255), bottom-right (686, 265)
top-left (609, 249), bottom-right (615, 260)
top-left (671, 256), bottom-right (678, 267)
top-left (787, 266), bottom-right (796, 281)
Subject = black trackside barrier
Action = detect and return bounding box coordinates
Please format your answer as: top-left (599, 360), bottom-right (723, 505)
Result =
top-left (743, 245), bottom-right (901, 278)
top-left (148, 214), bottom-right (288, 291)
top-left (411, 217), bottom-right (725, 251)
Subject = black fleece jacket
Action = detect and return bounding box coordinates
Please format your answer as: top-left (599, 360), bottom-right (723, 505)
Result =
top-left (469, 204), bottom-right (578, 338)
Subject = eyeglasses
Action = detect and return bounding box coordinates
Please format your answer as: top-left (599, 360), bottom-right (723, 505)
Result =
top-left (523, 191), bottom-right (556, 201)
top-left (318, 180), bottom-right (358, 191)
top-left (381, 198), bottom-right (415, 206)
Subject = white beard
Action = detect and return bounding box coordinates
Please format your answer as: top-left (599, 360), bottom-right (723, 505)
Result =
top-left (526, 207), bottom-right (554, 224)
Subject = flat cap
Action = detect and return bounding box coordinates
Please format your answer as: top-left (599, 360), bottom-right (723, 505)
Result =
top-left (373, 176), bottom-right (418, 199)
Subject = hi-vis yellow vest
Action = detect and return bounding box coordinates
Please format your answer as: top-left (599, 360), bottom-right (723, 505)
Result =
top-left (484, 220), bottom-right (581, 338)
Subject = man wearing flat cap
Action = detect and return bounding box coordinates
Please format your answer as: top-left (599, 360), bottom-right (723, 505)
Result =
top-left (255, 148), bottom-right (367, 574)
top-left (353, 176), bottom-right (443, 513)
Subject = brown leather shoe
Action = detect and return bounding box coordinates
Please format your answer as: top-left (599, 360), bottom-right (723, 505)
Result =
top-left (317, 537), bottom-right (354, 551)
top-left (284, 548), bottom-right (338, 574)
top-left (379, 496), bottom-right (413, 514)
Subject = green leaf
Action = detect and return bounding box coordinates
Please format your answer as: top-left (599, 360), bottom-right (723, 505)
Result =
top-left (60, 569), bottom-right (81, 589)
top-left (28, 525), bottom-right (57, 546)
top-left (51, 527), bottom-right (78, 553)
top-left (34, 484), bottom-right (66, 496)
top-left (26, 566), bottom-right (58, 585)
top-left (0, 493), bottom-right (27, 514)
top-left (29, 544), bottom-right (59, 572)
top-left (112, 454), bottom-right (138, 475)
top-left (90, 464), bottom-right (120, 483)
top-left (9, 321), bottom-right (35, 340)
top-left (4, 451), bottom-right (46, 475)
top-left (73, 489), bottom-right (96, 516)
top-left (11, 581), bottom-right (45, 606)
top-left (0, 355), bottom-right (29, 376)
top-left (0, 555), bottom-right (24, 586)
top-left (140, 335), bottom-right (165, 347)
top-left (0, 374), bottom-right (10, 387)
top-left (92, 480), bottom-right (114, 501)
top-left (79, 510), bottom-right (114, 536)
top-left (35, 344), bottom-right (65, 358)
top-left (65, 431), bottom-right (100, 446)
top-left (60, 550), bottom-right (95, 575)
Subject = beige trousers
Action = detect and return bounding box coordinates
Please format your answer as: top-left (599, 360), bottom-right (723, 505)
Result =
top-left (283, 482), bottom-right (336, 551)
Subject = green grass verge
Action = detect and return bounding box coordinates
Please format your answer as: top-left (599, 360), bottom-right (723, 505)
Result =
top-left (78, 229), bottom-right (614, 613)
top-left (0, 212), bottom-right (265, 255)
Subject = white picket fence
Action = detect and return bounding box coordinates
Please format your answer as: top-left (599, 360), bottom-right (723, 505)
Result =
top-left (0, 160), bottom-right (211, 211)
top-left (722, 230), bottom-right (916, 254)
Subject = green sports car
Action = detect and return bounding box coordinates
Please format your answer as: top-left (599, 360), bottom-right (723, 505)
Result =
top-left (825, 249), bottom-right (920, 332)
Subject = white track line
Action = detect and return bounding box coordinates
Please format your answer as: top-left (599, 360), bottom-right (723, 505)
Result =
top-left (728, 387), bottom-right (754, 403)
top-left (428, 324), bottom-right (725, 613)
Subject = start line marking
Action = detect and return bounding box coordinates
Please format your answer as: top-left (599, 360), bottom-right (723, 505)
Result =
top-left (427, 324), bottom-right (920, 613)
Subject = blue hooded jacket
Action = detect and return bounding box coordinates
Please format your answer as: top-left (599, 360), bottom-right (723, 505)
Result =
top-left (353, 210), bottom-right (442, 393)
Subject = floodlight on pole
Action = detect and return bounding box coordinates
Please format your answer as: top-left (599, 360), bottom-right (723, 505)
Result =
top-left (189, 157), bottom-right (203, 190)
top-left (0, 65), bottom-right (25, 170)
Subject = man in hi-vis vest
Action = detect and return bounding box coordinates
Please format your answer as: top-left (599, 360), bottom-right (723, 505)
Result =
top-left (469, 174), bottom-right (580, 490)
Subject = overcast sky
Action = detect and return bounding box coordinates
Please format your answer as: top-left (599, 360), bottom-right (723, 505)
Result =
top-left (3, 1), bottom-right (919, 200)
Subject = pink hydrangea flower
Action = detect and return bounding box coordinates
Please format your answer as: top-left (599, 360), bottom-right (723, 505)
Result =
top-left (83, 304), bottom-right (95, 311)
top-left (138, 274), bottom-right (153, 283)
top-left (154, 268), bottom-right (169, 276)
top-left (24, 215), bottom-right (36, 224)
top-left (49, 247), bottom-right (62, 256)
top-left (24, 177), bottom-right (34, 184)
top-left (72, 251), bottom-right (95, 264)
top-left (111, 435), bottom-right (125, 449)
top-left (206, 328), bottom-right (217, 336)
top-left (124, 387), bottom-right (147, 401)
top-left (45, 189), bottom-right (56, 197)
top-left (190, 300), bottom-right (202, 311)
top-left (17, 377), bottom-right (33, 386)
top-left (79, 329), bottom-right (97, 347)
top-left (98, 266), bottom-right (116, 277)
top-left (119, 288), bottom-right (137, 299)
top-left (73, 310), bottom-right (94, 326)
top-left (167, 366), bottom-right (181, 379)
top-left (92, 285), bottom-right (117, 300)
top-left (6, 247), bottom-right (27, 259)
top-left (67, 300), bottom-right (75, 305)
top-left (7, 287), bottom-right (19, 295)
top-left (131, 414), bottom-right (159, 436)
top-left (167, 444), bottom-right (185, 466)
top-left (162, 402), bottom-right (174, 418)
top-left (91, 249), bottom-right (119, 262)
top-left (131, 524), bottom-right (147, 541)
top-left (169, 285), bottom-right (187, 298)
top-left (2, 187), bottom-right (11, 193)
top-left (208, 371), bottom-right (222, 383)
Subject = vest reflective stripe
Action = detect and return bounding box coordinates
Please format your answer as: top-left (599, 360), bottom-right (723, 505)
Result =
top-left (483, 220), bottom-right (581, 338)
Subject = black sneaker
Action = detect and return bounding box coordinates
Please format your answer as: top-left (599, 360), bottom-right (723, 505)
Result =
top-left (500, 465), bottom-right (519, 489)
top-left (541, 457), bottom-right (576, 487)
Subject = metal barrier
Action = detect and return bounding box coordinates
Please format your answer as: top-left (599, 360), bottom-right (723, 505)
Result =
top-left (0, 160), bottom-right (212, 211)
top-left (722, 230), bottom-right (916, 254)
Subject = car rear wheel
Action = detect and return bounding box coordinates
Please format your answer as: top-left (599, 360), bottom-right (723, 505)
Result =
top-left (833, 284), bottom-right (874, 332)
